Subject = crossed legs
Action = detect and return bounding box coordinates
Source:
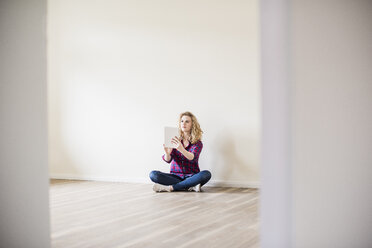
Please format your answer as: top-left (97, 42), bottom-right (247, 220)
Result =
top-left (149, 170), bottom-right (212, 192)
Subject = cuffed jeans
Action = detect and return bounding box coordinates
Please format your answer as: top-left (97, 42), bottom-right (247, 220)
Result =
top-left (149, 170), bottom-right (212, 191)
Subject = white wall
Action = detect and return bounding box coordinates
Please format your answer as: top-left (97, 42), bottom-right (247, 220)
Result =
top-left (48, 0), bottom-right (261, 187)
top-left (0, 0), bottom-right (50, 247)
top-left (291, 0), bottom-right (372, 247)
top-left (260, 0), bottom-right (372, 247)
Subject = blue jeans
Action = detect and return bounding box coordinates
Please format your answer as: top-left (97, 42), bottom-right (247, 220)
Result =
top-left (149, 170), bottom-right (212, 191)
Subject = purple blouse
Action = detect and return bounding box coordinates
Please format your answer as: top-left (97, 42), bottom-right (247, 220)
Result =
top-left (162, 140), bottom-right (203, 178)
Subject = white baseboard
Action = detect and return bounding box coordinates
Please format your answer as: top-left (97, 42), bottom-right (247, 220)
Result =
top-left (49, 173), bottom-right (260, 189)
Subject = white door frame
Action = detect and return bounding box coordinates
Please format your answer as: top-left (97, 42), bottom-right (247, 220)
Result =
top-left (260, 0), bottom-right (292, 247)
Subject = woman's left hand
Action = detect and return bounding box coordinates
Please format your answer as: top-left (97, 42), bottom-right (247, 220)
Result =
top-left (171, 136), bottom-right (184, 151)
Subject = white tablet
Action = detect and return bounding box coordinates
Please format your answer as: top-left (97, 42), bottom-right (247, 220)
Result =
top-left (164, 127), bottom-right (179, 148)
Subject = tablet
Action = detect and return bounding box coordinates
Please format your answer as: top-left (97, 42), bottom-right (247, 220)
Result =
top-left (164, 127), bottom-right (179, 148)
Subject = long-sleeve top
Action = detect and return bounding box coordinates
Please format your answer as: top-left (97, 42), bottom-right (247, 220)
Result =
top-left (162, 139), bottom-right (203, 178)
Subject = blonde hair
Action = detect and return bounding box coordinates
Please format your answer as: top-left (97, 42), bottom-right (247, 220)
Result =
top-left (178, 111), bottom-right (203, 144)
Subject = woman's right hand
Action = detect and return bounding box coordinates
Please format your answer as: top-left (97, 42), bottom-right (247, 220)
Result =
top-left (163, 144), bottom-right (173, 155)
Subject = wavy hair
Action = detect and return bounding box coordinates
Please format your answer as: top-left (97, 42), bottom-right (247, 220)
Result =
top-left (178, 111), bottom-right (203, 144)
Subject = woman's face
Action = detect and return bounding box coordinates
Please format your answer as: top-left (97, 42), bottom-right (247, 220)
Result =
top-left (180, 115), bottom-right (192, 133)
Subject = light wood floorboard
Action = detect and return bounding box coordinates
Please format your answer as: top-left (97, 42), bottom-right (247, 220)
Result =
top-left (50, 179), bottom-right (260, 248)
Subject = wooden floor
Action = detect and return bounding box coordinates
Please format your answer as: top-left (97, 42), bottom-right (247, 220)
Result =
top-left (50, 179), bottom-right (260, 248)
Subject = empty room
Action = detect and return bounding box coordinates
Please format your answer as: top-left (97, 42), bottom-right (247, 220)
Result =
top-left (47, 0), bottom-right (260, 247)
top-left (2, 0), bottom-right (372, 248)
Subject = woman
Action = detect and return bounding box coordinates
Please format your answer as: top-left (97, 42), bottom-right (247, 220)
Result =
top-left (149, 111), bottom-right (211, 192)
